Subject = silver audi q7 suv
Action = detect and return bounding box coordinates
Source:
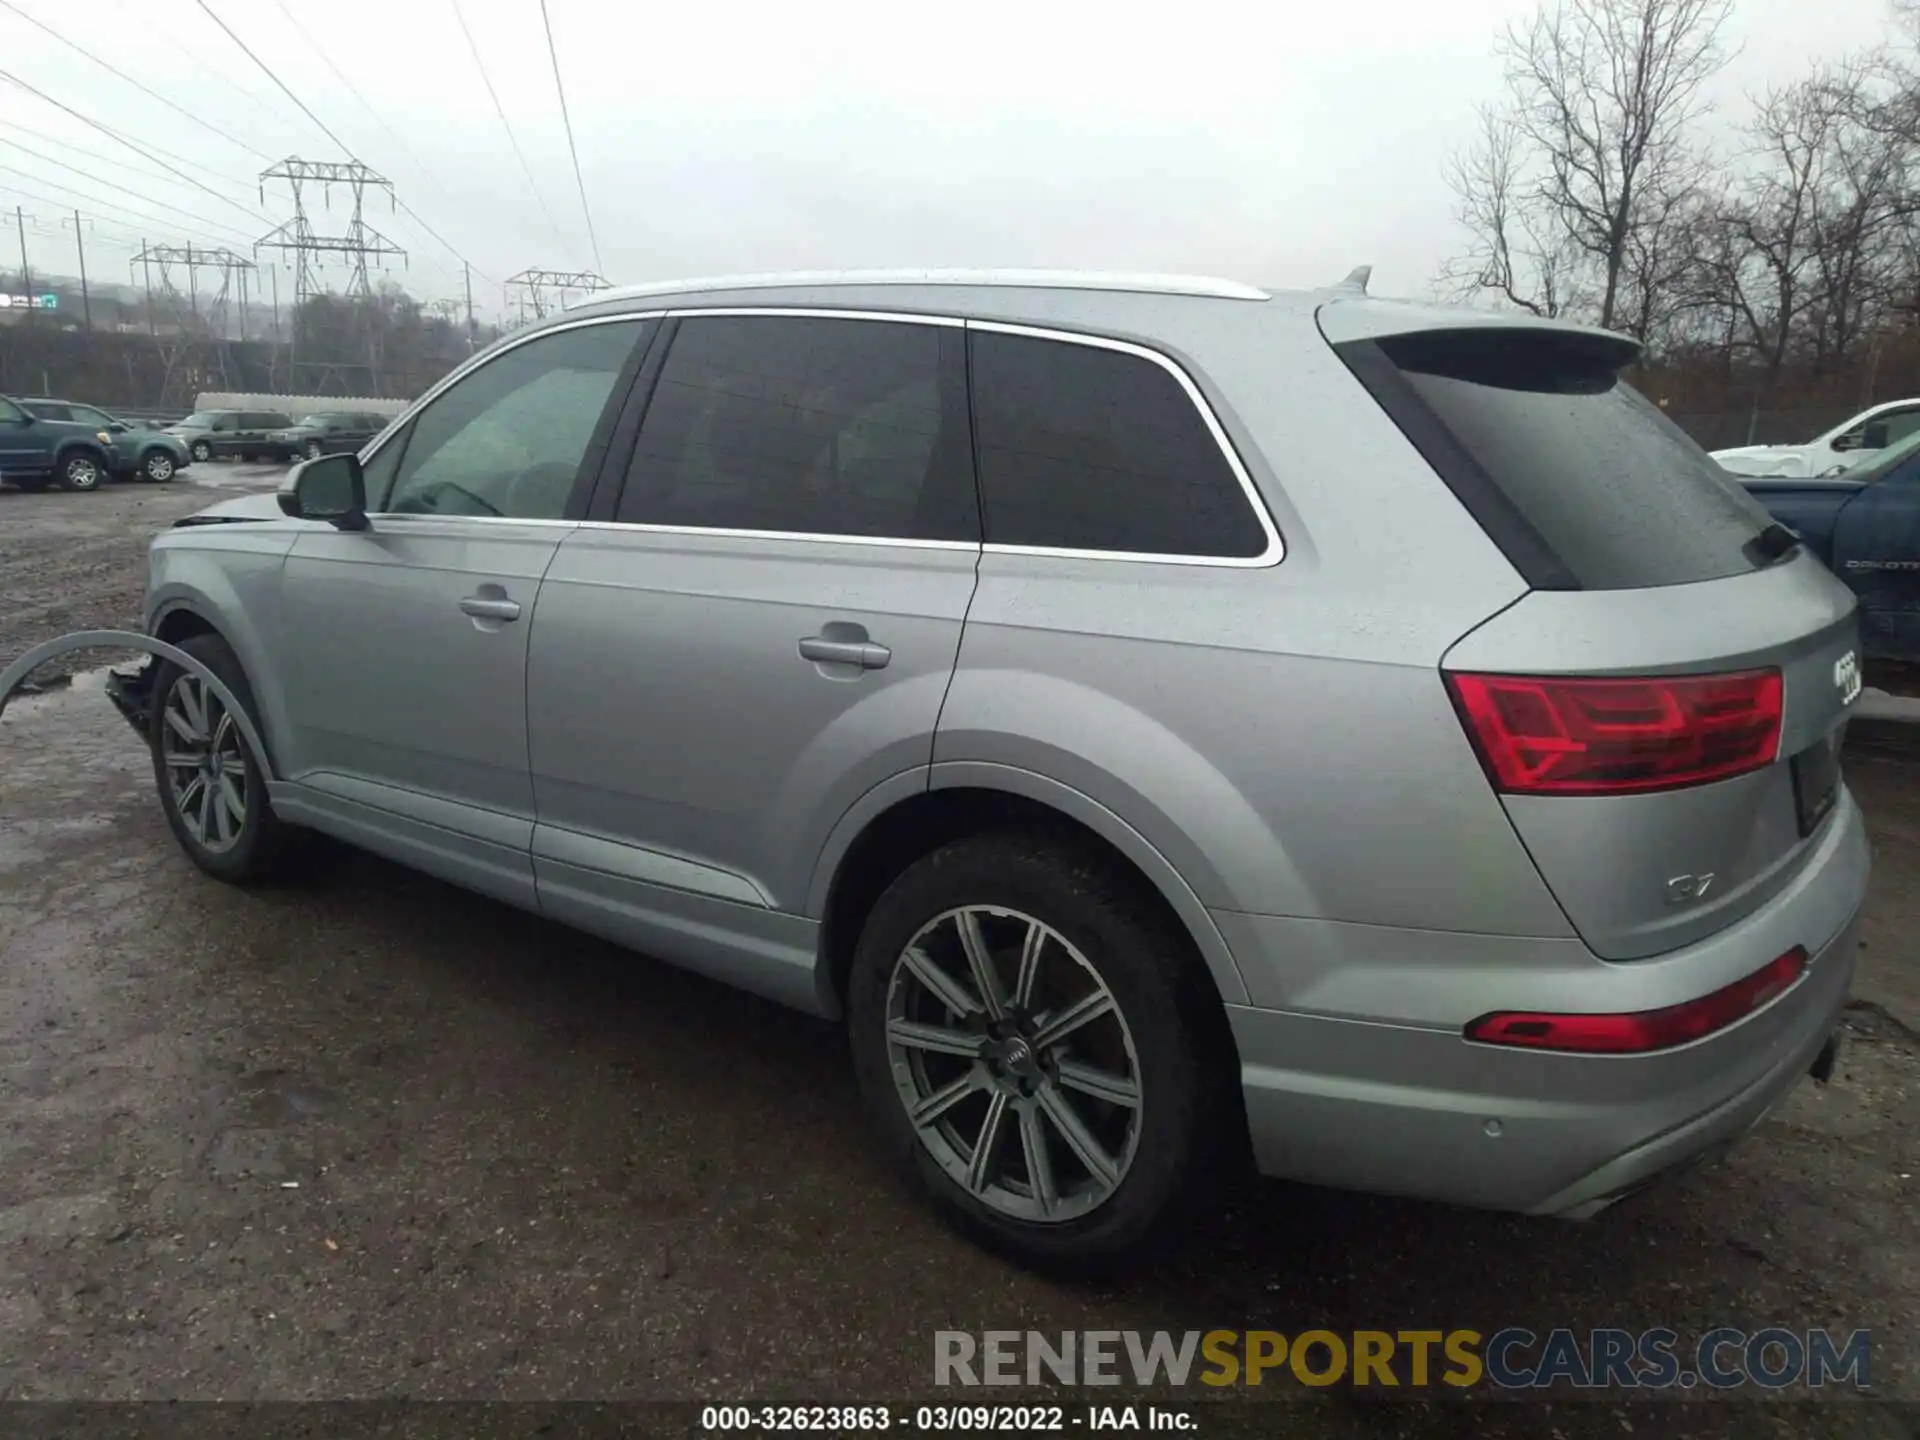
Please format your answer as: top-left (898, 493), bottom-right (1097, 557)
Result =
top-left (105, 270), bottom-right (1869, 1270)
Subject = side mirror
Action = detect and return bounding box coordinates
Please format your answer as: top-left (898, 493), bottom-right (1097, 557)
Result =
top-left (278, 452), bottom-right (369, 530)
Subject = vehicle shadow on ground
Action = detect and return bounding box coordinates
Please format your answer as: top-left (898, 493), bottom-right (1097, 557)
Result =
top-left (240, 833), bottom-right (1897, 1344)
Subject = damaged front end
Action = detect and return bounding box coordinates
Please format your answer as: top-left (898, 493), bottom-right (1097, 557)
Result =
top-left (104, 657), bottom-right (158, 740)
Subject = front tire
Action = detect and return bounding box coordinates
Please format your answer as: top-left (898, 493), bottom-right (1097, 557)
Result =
top-left (304, 439), bottom-right (324, 461)
top-left (847, 831), bottom-right (1230, 1273)
top-left (58, 452), bottom-right (102, 491)
top-left (148, 633), bottom-right (290, 883)
top-left (140, 450), bottom-right (177, 483)
top-left (190, 440), bottom-right (213, 463)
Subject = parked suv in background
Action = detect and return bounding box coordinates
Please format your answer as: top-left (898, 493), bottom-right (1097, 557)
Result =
top-left (0, 393), bottom-right (188, 490)
top-left (106, 272), bottom-right (1868, 1270)
top-left (17, 398), bottom-right (191, 484)
top-left (164, 408), bottom-right (295, 463)
top-left (273, 411), bottom-right (390, 461)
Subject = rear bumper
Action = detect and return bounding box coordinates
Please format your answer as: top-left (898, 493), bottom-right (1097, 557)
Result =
top-left (1224, 791), bottom-right (1868, 1215)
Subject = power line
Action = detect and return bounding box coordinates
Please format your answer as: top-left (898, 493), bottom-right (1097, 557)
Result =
top-left (191, 0), bottom-right (357, 159)
top-left (272, 0), bottom-right (433, 186)
top-left (189, 0), bottom-right (499, 291)
top-left (394, 197), bottom-right (496, 286)
top-left (0, 118), bottom-right (258, 200)
top-left (0, 0), bottom-right (271, 162)
top-left (0, 139), bottom-right (259, 241)
top-left (539, 0), bottom-right (603, 276)
top-left (0, 183), bottom-right (248, 254)
top-left (449, 0), bottom-right (572, 263)
top-left (0, 162), bottom-right (256, 248)
top-left (0, 69), bottom-right (274, 222)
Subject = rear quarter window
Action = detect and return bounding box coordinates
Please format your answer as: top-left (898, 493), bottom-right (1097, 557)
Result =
top-left (968, 329), bottom-right (1268, 559)
top-left (1339, 328), bottom-right (1773, 590)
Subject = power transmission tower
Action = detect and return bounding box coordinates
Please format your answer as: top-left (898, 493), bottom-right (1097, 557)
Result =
top-left (130, 244), bottom-right (258, 394)
top-left (131, 244), bottom-right (256, 339)
top-left (505, 268), bottom-right (608, 326)
top-left (254, 157), bottom-right (406, 392)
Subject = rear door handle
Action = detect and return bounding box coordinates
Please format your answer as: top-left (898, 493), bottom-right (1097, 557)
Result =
top-left (799, 636), bottom-right (891, 669)
top-left (459, 595), bottom-right (522, 622)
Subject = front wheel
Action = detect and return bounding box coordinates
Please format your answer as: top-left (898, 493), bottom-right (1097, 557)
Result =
top-left (190, 440), bottom-right (212, 463)
top-left (59, 453), bottom-right (102, 491)
top-left (847, 832), bottom-right (1231, 1273)
top-left (304, 439), bottom-right (324, 461)
top-left (148, 633), bottom-right (291, 883)
top-left (140, 450), bottom-right (177, 483)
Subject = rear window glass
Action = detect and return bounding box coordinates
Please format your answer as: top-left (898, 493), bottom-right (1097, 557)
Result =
top-left (1348, 329), bottom-right (1774, 589)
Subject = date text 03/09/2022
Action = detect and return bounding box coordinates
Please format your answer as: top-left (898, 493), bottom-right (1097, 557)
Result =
top-left (700, 1405), bottom-right (1192, 1432)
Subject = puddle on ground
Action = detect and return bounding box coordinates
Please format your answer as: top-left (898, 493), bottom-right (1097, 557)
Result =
top-left (4, 662), bottom-right (133, 718)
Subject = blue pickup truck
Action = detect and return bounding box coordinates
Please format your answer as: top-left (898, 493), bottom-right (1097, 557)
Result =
top-left (1740, 429), bottom-right (1920, 664)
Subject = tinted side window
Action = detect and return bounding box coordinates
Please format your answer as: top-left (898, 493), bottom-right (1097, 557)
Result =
top-left (617, 315), bottom-right (977, 541)
top-left (968, 330), bottom-right (1267, 558)
top-left (379, 319), bottom-right (647, 518)
top-left (27, 403), bottom-right (72, 421)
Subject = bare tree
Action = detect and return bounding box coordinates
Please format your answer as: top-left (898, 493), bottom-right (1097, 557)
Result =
top-left (1443, 0), bottom-right (1732, 334)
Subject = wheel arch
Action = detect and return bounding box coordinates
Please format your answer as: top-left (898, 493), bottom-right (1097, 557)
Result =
top-left (812, 767), bottom-right (1253, 1019)
top-left (54, 439), bottom-right (110, 472)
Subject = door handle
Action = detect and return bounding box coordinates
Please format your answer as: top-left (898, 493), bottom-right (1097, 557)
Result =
top-left (459, 595), bottom-right (522, 622)
top-left (799, 636), bottom-right (891, 669)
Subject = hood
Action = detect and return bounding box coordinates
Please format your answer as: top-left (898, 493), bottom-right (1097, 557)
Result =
top-left (170, 491), bottom-right (291, 527)
top-left (1710, 446), bottom-right (1812, 478)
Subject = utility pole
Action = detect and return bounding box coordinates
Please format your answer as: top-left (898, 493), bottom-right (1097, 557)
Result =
top-left (464, 260), bottom-right (475, 350)
top-left (14, 206), bottom-right (31, 325)
top-left (67, 210), bottom-right (91, 331)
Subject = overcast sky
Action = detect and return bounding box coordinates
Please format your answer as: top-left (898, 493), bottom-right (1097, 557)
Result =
top-left (0, 0), bottom-right (1906, 322)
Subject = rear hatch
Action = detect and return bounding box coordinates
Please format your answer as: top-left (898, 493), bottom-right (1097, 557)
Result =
top-left (1328, 315), bottom-right (1863, 960)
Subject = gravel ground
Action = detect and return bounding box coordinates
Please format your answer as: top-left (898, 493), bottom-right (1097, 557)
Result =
top-left (1, 480), bottom-right (1917, 1437)
top-left (0, 467), bottom-right (283, 686)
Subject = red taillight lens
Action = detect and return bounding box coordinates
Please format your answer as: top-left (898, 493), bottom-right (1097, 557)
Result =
top-left (1445, 668), bottom-right (1783, 796)
top-left (1465, 947), bottom-right (1808, 1054)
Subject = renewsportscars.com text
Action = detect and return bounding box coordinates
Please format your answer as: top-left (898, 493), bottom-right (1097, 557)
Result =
top-left (934, 1328), bottom-right (1871, 1391)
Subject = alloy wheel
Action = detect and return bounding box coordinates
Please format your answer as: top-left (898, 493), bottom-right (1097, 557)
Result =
top-left (144, 453), bottom-right (175, 482)
top-left (884, 906), bottom-right (1143, 1223)
top-left (305, 440), bottom-right (323, 460)
top-left (191, 441), bottom-right (211, 462)
top-left (63, 455), bottom-right (99, 490)
top-left (160, 673), bottom-right (249, 855)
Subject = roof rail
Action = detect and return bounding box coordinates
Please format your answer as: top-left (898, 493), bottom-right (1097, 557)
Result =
top-left (567, 269), bottom-right (1270, 309)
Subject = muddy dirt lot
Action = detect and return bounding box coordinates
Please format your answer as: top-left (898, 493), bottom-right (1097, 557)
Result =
top-left (1, 482), bottom-right (1916, 1437)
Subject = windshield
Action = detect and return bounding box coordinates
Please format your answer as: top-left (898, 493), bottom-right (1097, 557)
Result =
top-left (179, 412), bottom-right (219, 427)
top-left (296, 415), bottom-right (333, 427)
top-left (1839, 426), bottom-right (1920, 483)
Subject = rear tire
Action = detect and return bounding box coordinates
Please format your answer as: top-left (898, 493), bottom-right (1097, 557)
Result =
top-left (846, 830), bottom-right (1231, 1274)
top-left (148, 633), bottom-right (291, 884)
top-left (58, 452), bottom-right (103, 492)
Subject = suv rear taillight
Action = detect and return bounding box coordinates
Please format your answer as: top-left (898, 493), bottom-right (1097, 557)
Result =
top-left (1465, 947), bottom-right (1808, 1053)
top-left (1444, 669), bottom-right (1783, 796)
